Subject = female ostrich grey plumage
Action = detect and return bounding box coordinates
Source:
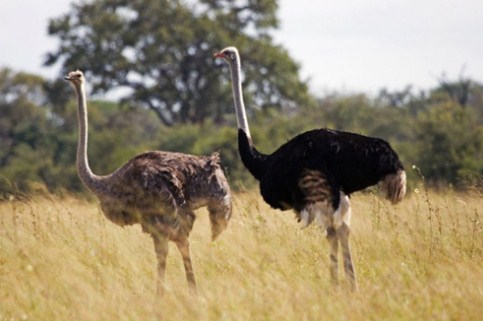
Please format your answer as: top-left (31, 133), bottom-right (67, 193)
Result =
top-left (215, 47), bottom-right (406, 290)
top-left (65, 70), bottom-right (232, 295)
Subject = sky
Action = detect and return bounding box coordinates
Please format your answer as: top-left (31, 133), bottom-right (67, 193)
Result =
top-left (1, 0), bottom-right (482, 96)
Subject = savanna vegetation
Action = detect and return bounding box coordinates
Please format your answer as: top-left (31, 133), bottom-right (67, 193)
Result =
top-left (1, 65), bottom-right (482, 197)
top-left (0, 190), bottom-right (481, 320)
top-left (0, 0), bottom-right (482, 320)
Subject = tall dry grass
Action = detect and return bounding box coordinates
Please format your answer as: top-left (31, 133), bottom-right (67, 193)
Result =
top-left (0, 188), bottom-right (481, 321)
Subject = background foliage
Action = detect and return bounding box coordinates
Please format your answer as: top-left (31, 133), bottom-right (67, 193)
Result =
top-left (0, 0), bottom-right (482, 197)
top-left (1, 65), bottom-right (482, 197)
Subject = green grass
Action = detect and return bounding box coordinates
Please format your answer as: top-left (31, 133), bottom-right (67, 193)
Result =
top-left (0, 189), bottom-right (481, 321)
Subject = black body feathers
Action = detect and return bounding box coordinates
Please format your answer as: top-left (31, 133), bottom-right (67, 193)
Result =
top-left (238, 128), bottom-right (405, 212)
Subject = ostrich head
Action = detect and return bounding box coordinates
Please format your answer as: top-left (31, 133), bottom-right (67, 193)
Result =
top-left (214, 47), bottom-right (240, 66)
top-left (64, 70), bottom-right (85, 86)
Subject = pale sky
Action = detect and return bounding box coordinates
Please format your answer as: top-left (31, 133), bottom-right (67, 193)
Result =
top-left (1, 0), bottom-right (482, 96)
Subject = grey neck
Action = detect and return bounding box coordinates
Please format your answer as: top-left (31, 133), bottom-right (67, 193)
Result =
top-left (75, 82), bottom-right (106, 194)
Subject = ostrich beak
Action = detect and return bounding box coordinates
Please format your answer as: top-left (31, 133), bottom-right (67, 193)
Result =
top-left (213, 52), bottom-right (224, 58)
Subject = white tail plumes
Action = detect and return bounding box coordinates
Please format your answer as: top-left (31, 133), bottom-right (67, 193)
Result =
top-left (381, 170), bottom-right (407, 204)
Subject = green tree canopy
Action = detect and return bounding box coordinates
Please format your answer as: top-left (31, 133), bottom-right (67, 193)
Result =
top-left (1, 67), bottom-right (481, 196)
top-left (45, 0), bottom-right (312, 126)
top-left (0, 68), bottom-right (53, 193)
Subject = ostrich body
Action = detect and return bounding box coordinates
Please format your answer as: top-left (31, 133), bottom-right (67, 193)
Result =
top-left (65, 70), bottom-right (231, 295)
top-left (215, 47), bottom-right (406, 289)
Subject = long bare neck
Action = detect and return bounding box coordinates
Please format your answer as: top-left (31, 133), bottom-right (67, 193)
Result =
top-left (228, 54), bottom-right (268, 179)
top-left (74, 82), bottom-right (106, 194)
top-left (228, 57), bottom-right (251, 138)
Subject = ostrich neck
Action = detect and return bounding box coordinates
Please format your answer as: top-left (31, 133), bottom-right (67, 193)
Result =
top-left (228, 58), bottom-right (269, 179)
top-left (75, 83), bottom-right (106, 195)
top-left (229, 61), bottom-right (251, 138)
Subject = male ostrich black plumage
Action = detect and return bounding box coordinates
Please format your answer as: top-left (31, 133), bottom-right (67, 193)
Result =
top-left (215, 47), bottom-right (406, 289)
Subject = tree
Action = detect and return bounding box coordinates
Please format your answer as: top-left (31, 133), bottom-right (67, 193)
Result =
top-left (435, 70), bottom-right (472, 108)
top-left (0, 69), bottom-right (49, 165)
top-left (415, 101), bottom-right (483, 187)
top-left (45, 0), bottom-right (312, 126)
top-left (0, 68), bottom-right (54, 194)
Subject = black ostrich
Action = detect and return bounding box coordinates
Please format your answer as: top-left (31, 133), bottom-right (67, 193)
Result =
top-left (215, 47), bottom-right (406, 290)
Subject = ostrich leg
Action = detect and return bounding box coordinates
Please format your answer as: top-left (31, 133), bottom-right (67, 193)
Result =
top-left (337, 223), bottom-right (358, 291)
top-left (175, 238), bottom-right (197, 293)
top-left (326, 227), bottom-right (339, 286)
top-left (152, 234), bottom-right (169, 296)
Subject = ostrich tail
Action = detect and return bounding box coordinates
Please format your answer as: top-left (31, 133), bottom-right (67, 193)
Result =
top-left (211, 219), bottom-right (229, 241)
top-left (209, 194), bottom-right (232, 241)
top-left (381, 170), bottom-right (407, 204)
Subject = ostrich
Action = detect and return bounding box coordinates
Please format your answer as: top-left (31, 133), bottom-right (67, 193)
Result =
top-left (65, 70), bottom-right (232, 295)
top-left (214, 47), bottom-right (406, 290)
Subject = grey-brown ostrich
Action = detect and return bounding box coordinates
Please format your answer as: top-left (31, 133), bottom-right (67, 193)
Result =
top-left (65, 70), bottom-right (232, 295)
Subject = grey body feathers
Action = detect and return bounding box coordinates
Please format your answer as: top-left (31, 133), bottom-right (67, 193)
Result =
top-left (95, 151), bottom-right (231, 241)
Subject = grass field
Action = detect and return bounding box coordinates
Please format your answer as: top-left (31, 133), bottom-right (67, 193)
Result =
top-left (0, 188), bottom-right (481, 321)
